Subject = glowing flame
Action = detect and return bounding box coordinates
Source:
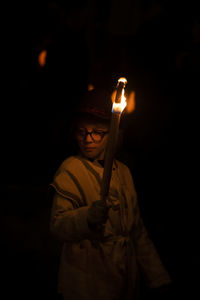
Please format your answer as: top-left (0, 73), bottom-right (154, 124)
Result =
top-left (112, 77), bottom-right (127, 114)
top-left (111, 90), bottom-right (136, 114)
top-left (38, 50), bottom-right (47, 67)
top-left (126, 91), bottom-right (136, 113)
top-left (118, 77), bottom-right (127, 85)
top-left (112, 87), bottom-right (127, 113)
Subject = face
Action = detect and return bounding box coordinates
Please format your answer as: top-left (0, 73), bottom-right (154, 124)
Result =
top-left (75, 117), bottom-right (109, 160)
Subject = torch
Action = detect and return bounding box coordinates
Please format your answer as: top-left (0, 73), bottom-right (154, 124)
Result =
top-left (101, 77), bottom-right (128, 202)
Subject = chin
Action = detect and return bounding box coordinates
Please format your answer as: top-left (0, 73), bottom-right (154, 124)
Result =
top-left (83, 150), bottom-right (102, 160)
top-left (85, 152), bottom-right (98, 159)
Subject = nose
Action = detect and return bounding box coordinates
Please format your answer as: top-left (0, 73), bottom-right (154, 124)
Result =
top-left (85, 132), bottom-right (93, 143)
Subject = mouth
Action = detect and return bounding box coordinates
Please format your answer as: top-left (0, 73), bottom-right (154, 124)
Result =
top-left (84, 147), bottom-right (96, 152)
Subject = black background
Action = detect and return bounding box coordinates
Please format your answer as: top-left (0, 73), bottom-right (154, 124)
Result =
top-left (3, 1), bottom-right (199, 299)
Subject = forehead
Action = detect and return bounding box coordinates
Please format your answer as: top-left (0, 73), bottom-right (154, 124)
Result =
top-left (75, 115), bottom-right (109, 129)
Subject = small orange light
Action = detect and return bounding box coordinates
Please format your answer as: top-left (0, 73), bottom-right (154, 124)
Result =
top-left (111, 90), bottom-right (117, 103)
top-left (126, 91), bottom-right (136, 113)
top-left (38, 50), bottom-right (47, 67)
top-left (88, 84), bottom-right (95, 91)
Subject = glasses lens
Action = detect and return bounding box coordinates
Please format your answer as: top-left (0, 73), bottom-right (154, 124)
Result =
top-left (76, 129), bottom-right (108, 142)
top-left (91, 132), bottom-right (102, 142)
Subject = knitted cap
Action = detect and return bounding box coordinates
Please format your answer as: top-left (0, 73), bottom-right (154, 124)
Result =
top-left (76, 88), bottom-right (112, 120)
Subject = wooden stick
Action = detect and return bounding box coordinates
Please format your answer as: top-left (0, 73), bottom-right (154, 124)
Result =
top-left (101, 112), bottom-right (120, 201)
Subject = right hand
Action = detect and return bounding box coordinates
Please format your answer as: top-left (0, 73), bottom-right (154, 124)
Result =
top-left (87, 200), bottom-right (109, 227)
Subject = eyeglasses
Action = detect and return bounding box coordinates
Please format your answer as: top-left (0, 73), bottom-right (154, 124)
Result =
top-left (76, 128), bottom-right (109, 143)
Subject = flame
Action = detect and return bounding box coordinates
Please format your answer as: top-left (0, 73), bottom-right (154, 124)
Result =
top-left (118, 77), bottom-right (127, 85)
top-left (126, 91), bottom-right (136, 113)
top-left (111, 90), bottom-right (117, 103)
top-left (111, 90), bottom-right (136, 114)
top-left (112, 87), bottom-right (127, 113)
top-left (38, 49), bottom-right (47, 67)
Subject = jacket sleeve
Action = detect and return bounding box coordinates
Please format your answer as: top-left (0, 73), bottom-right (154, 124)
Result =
top-left (49, 165), bottom-right (93, 242)
top-left (125, 167), bottom-right (172, 288)
top-left (50, 192), bottom-right (92, 242)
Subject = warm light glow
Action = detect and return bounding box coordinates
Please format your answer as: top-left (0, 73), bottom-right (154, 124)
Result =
top-left (38, 50), bottom-right (47, 67)
top-left (126, 91), bottom-right (136, 113)
top-left (112, 87), bottom-right (127, 113)
top-left (111, 77), bottom-right (127, 114)
top-left (118, 77), bottom-right (127, 85)
top-left (111, 90), bottom-right (116, 103)
top-left (111, 90), bottom-right (135, 114)
top-left (88, 84), bottom-right (95, 91)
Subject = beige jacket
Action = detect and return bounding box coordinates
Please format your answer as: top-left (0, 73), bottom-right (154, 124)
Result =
top-left (50, 155), bottom-right (171, 300)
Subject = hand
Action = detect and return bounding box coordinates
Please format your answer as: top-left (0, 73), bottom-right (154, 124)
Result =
top-left (87, 200), bottom-right (108, 227)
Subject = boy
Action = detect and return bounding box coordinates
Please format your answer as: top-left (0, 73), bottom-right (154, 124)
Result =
top-left (50, 88), bottom-right (171, 300)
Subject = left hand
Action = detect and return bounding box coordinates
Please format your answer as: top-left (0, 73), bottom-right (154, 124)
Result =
top-left (87, 199), bottom-right (109, 227)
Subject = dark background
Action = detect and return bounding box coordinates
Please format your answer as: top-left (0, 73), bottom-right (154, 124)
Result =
top-left (3, 0), bottom-right (199, 299)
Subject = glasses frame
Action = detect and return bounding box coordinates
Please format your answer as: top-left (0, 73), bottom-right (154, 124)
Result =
top-left (76, 129), bottom-right (109, 143)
